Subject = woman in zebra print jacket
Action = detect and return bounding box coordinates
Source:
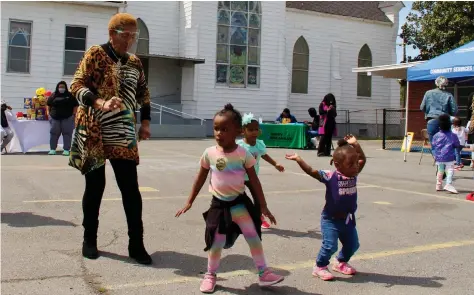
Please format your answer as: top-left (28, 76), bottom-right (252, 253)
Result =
top-left (69, 13), bottom-right (152, 265)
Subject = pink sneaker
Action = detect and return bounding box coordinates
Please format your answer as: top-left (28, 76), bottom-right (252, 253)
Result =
top-left (200, 273), bottom-right (217, 293)
top-left (258, 269), bottom-right (284, 286)
top-left (261, 216), bottom-right (271, 229)
top-left (312, 266), bottom-right (335, 281)
top-left (436, 184), bottom-right (443, 191)
top-left (332, 261), bottom-right (356, 275)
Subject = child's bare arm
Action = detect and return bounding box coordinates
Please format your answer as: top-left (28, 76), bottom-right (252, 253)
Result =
top-left (285, 153), bottom-right (321, 180)
top-left (176, 167), bottom-right (209, 217)
top-left (344, 135), bottom-right (366, 173)
top-left (245, 166), bottom-right (277, 224)
top-left (262, 154), bottom-right (285, 172)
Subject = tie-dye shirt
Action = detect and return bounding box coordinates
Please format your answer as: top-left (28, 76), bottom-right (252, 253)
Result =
top-left (200, 145), bottom-right (256, 201)
top-left (318, 170), bottom-right (358, 216)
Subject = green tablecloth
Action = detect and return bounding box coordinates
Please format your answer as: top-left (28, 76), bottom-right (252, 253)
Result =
top-left (258, 123), bottom-right (308, 149)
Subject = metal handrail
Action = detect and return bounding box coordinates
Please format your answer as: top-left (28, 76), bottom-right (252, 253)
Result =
top-left (150, 102), bottom-right (205, 125)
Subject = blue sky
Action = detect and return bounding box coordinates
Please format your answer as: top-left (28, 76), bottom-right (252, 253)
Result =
top-left (396, 1), bottom-right (420, 63)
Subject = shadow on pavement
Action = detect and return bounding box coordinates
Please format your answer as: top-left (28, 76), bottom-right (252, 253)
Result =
top-left (337, 271), bottom-right (445, 288)
top-left (100, 250), bottom-right (291, 278)
top-left (1, 212), bottom-right (77, 228)
top-left (218, 284), bottom-right (321, 295)
top-left (263, 228), bottom-right (322, 240)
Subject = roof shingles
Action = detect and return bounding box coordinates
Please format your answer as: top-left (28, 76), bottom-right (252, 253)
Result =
top-left (286, 1), bottom-right (392, 23)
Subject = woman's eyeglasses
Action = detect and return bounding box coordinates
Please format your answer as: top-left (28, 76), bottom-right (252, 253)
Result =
top-left (114, 29), bottom-right (140, 40)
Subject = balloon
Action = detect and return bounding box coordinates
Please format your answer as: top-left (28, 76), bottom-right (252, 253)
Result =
top-left (35, 87), bottom-right (46, 96)
top-left (45, 90), bottom-right (52, 97)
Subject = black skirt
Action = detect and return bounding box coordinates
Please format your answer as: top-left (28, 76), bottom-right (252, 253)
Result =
top-left (203, 193), bottom-right (262, 251)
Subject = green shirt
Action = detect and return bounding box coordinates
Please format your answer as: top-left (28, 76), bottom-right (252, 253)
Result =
top-left (236, 139), bottom-right (267, 180)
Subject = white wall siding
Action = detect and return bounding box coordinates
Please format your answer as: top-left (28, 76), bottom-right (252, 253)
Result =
top-left (1, 1), bottom-right (116, 109)
top-left (286, 9), bottom-right (400, 124)
top-left (125, 1), bottom-right (179, 57)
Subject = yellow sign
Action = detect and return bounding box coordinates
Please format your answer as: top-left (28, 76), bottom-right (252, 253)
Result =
top-left (401, 132), bottom-right (414, 152)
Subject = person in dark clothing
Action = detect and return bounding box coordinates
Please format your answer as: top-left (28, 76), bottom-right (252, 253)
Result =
top-left (275, 108), bottom-right (297, 123)
top-left (317, 93), bottom-right (337, 156)
top-left (47, 81), bottom-right (78, 156)
top-left (1, 100), bottom-right (14, 153)
top-left (306, 107), bottom-right (319, 148)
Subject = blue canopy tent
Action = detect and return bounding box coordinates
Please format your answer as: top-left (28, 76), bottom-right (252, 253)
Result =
top-left (402, 41), bottom-right (474, 161)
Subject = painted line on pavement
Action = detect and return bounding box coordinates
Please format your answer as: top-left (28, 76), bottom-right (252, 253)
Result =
top-left (104, 239), bottom-right (474, 290)
top-left (373, 201), bottom-right (392, 205)
top-left (22, 186), bottom-right (377, 203)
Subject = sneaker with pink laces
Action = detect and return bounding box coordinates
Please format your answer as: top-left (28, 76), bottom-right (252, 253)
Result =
top-left (200, 273), bottom-right (217, 293)
top-left (312, 266), bottom-right (335, 281)
top-left (332, 261), bottom-right (356, 275)
top-left (258, 269), bottom-right (284, 286)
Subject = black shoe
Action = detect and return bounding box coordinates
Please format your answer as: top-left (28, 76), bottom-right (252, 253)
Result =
top-left (82, 241), bottom-right (99, 259)
top-left (128, 241), bottom-right (152, 265)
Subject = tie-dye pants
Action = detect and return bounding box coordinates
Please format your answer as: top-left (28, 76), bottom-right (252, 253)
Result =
top-left (207, 203), bottom-right (267, 274)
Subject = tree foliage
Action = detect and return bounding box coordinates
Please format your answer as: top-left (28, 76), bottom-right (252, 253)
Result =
top-left (400, 1), bottom-right (474, 61)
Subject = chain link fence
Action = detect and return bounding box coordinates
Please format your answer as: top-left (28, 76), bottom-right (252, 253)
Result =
top-left (382, 109), bottom-right (426, 151)
top-left (335, 109), bottom-right (384, 139)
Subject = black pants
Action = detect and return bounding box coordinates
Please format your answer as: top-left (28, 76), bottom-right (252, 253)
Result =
top-left (82, 159), bottom-right (143, 242)
top-left (318, 125), bottom-right (334, 156)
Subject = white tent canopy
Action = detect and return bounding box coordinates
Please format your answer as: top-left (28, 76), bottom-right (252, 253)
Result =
top-left (352, 61), bottom-right (425, 161)
top-left (352, 61), bottom-right (425, 79)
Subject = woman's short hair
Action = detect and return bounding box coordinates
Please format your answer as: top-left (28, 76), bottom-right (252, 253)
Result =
top-left (108, 13), bottom-right (137, 31)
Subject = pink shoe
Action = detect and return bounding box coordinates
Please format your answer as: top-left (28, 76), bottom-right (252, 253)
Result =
top-left (200, 273), bottom-right (217, 293)
top-left (312, 266), bottom-right (335, 281)
top-left (436, 184), bottom-right (443, 191)
top-left (332, 261), bottom-right (356, 275)
top-left (261, 216), bottom-right (271, 229)
top-left (258, 269), bottom-right (284, 286)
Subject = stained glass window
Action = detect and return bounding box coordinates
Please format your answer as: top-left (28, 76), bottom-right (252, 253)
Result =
top-left (291, 36), bottom-right (309, 94)
top-left (216, 1), bottom-right (261, 87)
top-left (357, 44), bottom-right (372, 97)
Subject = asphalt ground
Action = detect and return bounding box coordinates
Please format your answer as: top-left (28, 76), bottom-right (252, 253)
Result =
top-left (1, 139), bottom-right (473, 295)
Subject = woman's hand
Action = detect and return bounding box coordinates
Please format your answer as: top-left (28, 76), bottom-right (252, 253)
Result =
top-left (97, 97), bottom-right (122, 111)
top-left (175, 203), bottom-right (192, 217)
top-left (138, 124), bottom-right (151, 140)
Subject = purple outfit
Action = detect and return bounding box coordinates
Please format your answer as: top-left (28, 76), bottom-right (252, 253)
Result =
top-left (318, 170), bottom-right (358, 218)
top-left (315, 170), bottom-right (359, 268)
top-left (432, 131), bottom-right (460, 163)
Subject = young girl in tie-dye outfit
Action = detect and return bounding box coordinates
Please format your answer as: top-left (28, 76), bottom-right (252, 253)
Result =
top-left (176, 104), bottom-right (284, 293)
top-left (237, 112), bottom-right (285, 229)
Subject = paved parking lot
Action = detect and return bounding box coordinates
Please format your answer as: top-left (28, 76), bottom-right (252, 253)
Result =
top-left (1, 139), bottom-right (473, 294)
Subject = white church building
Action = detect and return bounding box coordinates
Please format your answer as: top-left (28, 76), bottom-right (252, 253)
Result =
top-left (1, 1), bottom-right (403, 136)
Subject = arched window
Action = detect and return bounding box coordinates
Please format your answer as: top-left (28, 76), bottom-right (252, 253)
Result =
top-left (291, 36), bottom-right (309, 94)
top-left (137, 18), bottom-right (149, 55)
top-left (357, 44), bottom-right (372, 97)
top-left (8, 20), bottom-right (32, 73)
top-left (216, 1), bottom-right (262, 88)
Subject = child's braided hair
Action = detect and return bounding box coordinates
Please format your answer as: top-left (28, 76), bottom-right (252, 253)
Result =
top-left (215, 103), bottom-right (242, 128)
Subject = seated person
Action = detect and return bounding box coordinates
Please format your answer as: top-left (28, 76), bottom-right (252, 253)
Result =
top-left (305, 107), bottom-right (319, 148)
top-left (276, 108), bottom-right (297, 124)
